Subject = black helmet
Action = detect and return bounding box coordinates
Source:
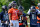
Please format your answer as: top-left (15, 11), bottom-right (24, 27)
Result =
top-left (2, 5), bottom-right (7, 9)
top-left (11, 1), bottom-right (17, 7)
top-left (2, 5), bottom-right (7, 11)
top-left (31, 6), bottom-right (36, 12)
top-left (18, 5), bottom-right (24, 11)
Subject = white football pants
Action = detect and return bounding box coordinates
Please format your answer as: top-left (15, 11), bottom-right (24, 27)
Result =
top-left (10, 20), bottom-right (19, 27)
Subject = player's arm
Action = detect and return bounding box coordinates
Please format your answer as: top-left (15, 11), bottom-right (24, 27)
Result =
top-left (8, 13), bottom-right (11, 20)
top-left (27, 9), bottom-right (30, 16)
top-left (37, 10), bottom-right (40, 15)
top-left (8, 9), bottom-right (12, 21)
top-left (25, 17), bottom-right (28, 27)
top-left (22, 16), bottom-right (23, 20)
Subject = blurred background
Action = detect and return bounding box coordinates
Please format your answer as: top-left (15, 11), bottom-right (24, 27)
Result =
top-left (0, 0), bottom-right (39, 13)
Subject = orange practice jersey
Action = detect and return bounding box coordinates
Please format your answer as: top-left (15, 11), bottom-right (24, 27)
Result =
top-left (8, 8), bottom-right (19, 20)
top-left (36, 6), bottom-right (40, 23)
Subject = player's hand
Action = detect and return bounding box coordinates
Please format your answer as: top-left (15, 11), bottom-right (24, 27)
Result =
top-left (10, 20), bottom-right (13, 26)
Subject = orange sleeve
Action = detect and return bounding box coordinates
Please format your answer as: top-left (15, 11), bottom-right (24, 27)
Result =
top-left (35, 7), bottom-right (39, 9)
top-left (8, 9), bottom-right (12, 14)
top-left (37, 16), bottom-right (40, 20)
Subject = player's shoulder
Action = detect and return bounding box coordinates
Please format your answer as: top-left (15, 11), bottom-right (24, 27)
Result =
top-left (8, 8), bottom-right (13, 11)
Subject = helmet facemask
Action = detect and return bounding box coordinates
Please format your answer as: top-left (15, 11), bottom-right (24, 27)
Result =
top-left (11, 1), bottom-right (17, 9)
top-left (31, 8), bottom-right (36, 12)
top-left (2, 6), bottom-right (7, 13)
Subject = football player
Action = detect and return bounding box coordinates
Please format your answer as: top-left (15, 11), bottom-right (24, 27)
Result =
top-left (27, 6), bottom-right (40, 27)
top-left (18, 5), bottom-right (28, 27)
top-left (23, 13), bottom-right (28, 27)
top-left (8, 1), bottom-right (22, 27)
top-left (1, 5), bottom-right (9, 27)
top-left (37, 3), bottom-right (40, 27)
top-left (18, 5), bottom-right (24, 27)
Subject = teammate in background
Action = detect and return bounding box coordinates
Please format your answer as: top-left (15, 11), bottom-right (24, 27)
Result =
top-left (18, 6), bottom-right (28, 27)
top-left (18, 6), bottom-right (24, 27)
top-left (27, 6), bottom-right (40, 27)
top-left (36, 3), bottom-right (40, 27)
top-left (1, 5), bottom-right (9, 27)
top-left (8, 1), bottom-right (22, 27)
top-left (8, 3), bottom-right (12, 9)
top-left (23, 13), bottom-right (28, 27)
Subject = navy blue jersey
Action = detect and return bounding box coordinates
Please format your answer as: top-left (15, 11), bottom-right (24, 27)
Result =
top-left (19, 12), bottom-right (27, 25)
top-left (1, 11), bottom-right (4, 21)
top-left (23, 13), bottom-right (27, 25)
top-left (1, 11), bottom-right (9, 21)
top-left (29, 12), bottom-right (38, 25)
